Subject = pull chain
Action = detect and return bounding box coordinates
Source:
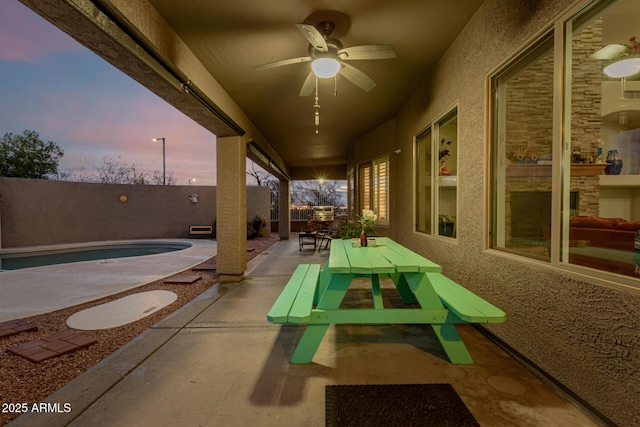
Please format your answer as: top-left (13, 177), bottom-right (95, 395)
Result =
top-left (314, 75), bottom-right (320, 134)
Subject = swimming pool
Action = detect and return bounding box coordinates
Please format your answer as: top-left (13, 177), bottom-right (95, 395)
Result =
top-left (0, 241), bottom-right (192, 271)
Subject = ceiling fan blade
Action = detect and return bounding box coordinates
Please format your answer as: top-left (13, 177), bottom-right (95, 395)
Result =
top-left (254, 56), bottom-right (312, 71)
top-left (299, 71), bottom-right (315, 96)
top-left (340, 63), bottom-right (376, 91)
top-left (590, 44), bottom-right (627, 60)
top-left (295, 23), bottom-right (328, 52)
top-left (338, 45), bottom-right (396, 61)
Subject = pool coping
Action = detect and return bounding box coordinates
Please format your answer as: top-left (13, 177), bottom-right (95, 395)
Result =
top-left (0, 239), bottom-right (194, 256)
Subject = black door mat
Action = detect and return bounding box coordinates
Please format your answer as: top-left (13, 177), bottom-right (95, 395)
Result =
top-left (326, 383), bottom-right (480, 427)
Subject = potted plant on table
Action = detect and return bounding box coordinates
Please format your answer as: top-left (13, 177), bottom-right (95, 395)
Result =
top-left (358, 209), bottom-right (377, 246)
top-left (359, 209), bottom-right (377, 237)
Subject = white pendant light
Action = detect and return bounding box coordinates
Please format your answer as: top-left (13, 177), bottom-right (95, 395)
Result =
top-left (312, 58), bottom-right (340, 78)
top-left (590, 44), bottom-right (627, 59)
top-left (603, 58), bottom-right (640, 78)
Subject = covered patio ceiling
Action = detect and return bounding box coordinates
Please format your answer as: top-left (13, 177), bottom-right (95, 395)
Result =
top-left (21, 0), bottom-right (483, 180)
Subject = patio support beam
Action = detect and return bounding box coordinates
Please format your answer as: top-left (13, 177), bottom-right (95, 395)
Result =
top-left (279, 179), bottom-right (291, 240)
top-left (216, 136), bottom-right (247, 281)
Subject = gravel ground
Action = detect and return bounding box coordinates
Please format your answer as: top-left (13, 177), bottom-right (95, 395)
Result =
top-left (0, 234), bottom-right (281, 425)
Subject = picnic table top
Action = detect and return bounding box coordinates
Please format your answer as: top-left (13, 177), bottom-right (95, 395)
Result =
top-left (328, 237), bottom-right (442, 275)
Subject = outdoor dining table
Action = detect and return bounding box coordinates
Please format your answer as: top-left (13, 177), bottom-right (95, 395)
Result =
top-left (268, 237), bottom-right (506, 364)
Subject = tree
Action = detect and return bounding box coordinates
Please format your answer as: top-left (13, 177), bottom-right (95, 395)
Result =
top-left (87, 157), bottom-right (176, 185)
top-left (247, 160), bottom-right (278, 194)
top-left (54, 159), bottom-right (176, 185)
top-left (0, 130), bottom-right (64, 179)
top-left (246, 161), bottom-right (276, 187)
top-left (149, 170), bottom-right (176, 185)
top-left (90, 157), bottom-right (147, 184)
top-left (291, 180), bottom-right (344, 207)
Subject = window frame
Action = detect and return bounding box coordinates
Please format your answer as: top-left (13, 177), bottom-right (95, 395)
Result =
top-left (358, 155), bottom-right (390, 226)
top-left (414, 103), bottom-right (459, 238)
top-left (414, 124), bottom-right (433, 234)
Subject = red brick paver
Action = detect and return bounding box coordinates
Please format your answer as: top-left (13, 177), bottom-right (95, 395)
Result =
top-left (163, 275), bottom-right (202, 284)
top-left (0, 319), bottom-right (38, 338)
top-left (192, 256), bottom-right (217, 271)
top-left (191, 262), bottom-right (216, 271)
top-left (6, 331), bottom-right (97, 363)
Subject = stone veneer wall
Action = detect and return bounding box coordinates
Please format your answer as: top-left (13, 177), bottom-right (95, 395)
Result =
top-left (504, 46), bottom-right (554, 161)
top-left (505, 174), bottom-right (601, 242)
top-left (504, 19), bottom-right (602, 159)
top-left (570, 19), bottom-right (603, 156)
top-left (349, 1), bottom-right (640, 425)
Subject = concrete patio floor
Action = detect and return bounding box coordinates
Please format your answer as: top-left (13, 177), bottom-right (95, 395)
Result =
top-left (10, 238), bottom-right (604, 426)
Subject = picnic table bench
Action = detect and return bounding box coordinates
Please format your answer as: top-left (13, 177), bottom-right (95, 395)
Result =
top-left (267, 237), bottom-right (505, 364)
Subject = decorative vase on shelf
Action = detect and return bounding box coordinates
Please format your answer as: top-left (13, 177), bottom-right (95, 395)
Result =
top-left (604, 150), bottom-right (623, 175)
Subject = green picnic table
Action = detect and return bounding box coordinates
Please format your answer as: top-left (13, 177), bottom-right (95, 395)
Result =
top-left (267, 237), bottom-right (506, 364)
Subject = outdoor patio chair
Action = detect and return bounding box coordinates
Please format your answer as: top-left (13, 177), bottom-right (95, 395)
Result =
top-left (318, 226), bottom-right (340, 250)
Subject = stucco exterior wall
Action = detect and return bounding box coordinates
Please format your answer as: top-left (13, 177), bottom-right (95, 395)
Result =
top-left (0, 177), bottom-right (269, 248)
top-left (348, 0), bottom-right (640, 425)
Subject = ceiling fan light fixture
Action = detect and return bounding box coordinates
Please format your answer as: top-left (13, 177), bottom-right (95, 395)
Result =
top-left (604, 58), bottom-right (640, 78)
top-left (312, 58), bottom-right (340, 78)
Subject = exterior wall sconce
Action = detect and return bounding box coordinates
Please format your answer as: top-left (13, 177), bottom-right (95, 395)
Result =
top-left (188, 194), bottom-right (199, 203)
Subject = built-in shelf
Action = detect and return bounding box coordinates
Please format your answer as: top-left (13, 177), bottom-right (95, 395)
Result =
top-left (506, 163), bottom-right (606, 177)
top-left (599, 175), bottom-right (640, 187)
top-left (438, 175), bottom-right (457, 187)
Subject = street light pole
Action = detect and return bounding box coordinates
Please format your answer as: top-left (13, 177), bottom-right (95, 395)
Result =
top-left (152, 137), bottom-right (166, 185)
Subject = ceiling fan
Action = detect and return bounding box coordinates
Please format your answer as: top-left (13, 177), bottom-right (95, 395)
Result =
top-left (591, 35), bottom-right (640, 78)
top-left (255, 21), bottom-right (396, 96)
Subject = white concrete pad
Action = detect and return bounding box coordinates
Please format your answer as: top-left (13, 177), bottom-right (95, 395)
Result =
top-left (67, 290), bottom-right (178, 330)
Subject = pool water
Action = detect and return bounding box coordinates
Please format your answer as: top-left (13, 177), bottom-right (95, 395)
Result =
top-left (0, 242), bottom-right (191, 271)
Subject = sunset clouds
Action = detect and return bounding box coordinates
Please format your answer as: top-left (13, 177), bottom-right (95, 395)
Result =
top-left (0, 2), bottom-right (218, 185)
top-left (0, 2), bottom-right (83, 62)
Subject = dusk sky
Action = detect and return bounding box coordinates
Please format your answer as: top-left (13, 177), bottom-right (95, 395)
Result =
top-left (0, 1), bottom-right (229, 186)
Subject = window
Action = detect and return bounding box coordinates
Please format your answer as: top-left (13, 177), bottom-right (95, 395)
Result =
top-left (358, 156), bottom-right (389, 225)
top-left (358, 162), bottom-right (371, 211)
top-left (564, 0), bottom-right (640, 278)
top-left (373, 157), bottom-right (389, 222)
top-left (490, 0), bottom-right (640, 283)
top-left (490, 34), bottom-right (554, 260)
top-left (415, 106), bottom-right (458, 237)
top-left (347, 167), bottom-right (355, 217)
